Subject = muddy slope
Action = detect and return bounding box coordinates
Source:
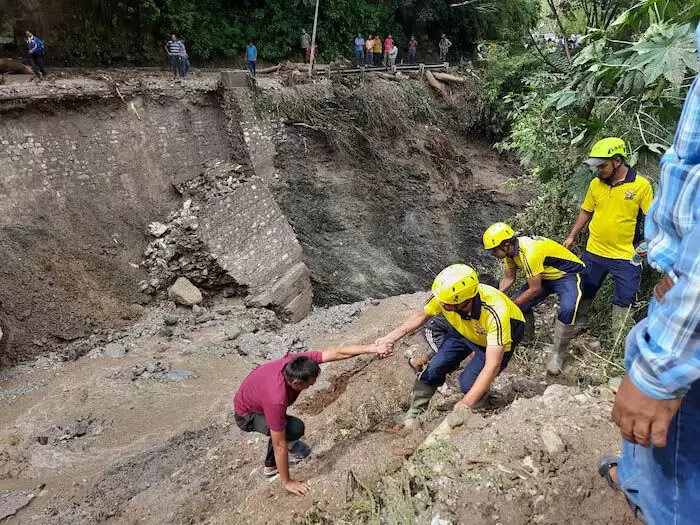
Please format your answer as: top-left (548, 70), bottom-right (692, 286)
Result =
top-left (0, 294), bottom-right (634, 525)
top-left (272, 126), bottom-right (522, 305)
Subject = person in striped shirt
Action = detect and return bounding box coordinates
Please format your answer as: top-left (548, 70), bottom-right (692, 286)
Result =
top-left (598, 26), bottom-right (700, 524)
top-left (165, 34), bottom-right (186, 79)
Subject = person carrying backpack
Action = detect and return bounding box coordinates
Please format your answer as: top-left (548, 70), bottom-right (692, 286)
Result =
top-left (25, 30), bottom-right (47, 78)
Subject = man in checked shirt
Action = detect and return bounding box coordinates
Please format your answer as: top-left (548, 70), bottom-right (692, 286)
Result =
top-left (597, 25), bottom-right (700, 525)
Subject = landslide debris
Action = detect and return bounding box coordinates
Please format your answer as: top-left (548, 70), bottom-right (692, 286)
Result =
top-left (140, 161), bottom-right (250, 297)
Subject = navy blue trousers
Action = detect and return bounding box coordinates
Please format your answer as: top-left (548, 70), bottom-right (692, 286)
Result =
top-left (514, 273), bottom-right (583, 325)
top-left (419, 326), bottom-right (520, 393)
top-left (582, 251), bottom-right (641, 307)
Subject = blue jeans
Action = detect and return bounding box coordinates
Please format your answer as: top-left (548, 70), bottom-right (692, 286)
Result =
top-left (248, 60), bottom-right (256, 75)
top-left (514, 273), bottom-right (583, 325)
top-left (355, 49), bottom-right (364, 66)
top-left (419, 327), bottom-right (518, 392)
top-left (582, 251), bottom-right (640, 307)
top-left (618, 323), bottom-right (700, 523)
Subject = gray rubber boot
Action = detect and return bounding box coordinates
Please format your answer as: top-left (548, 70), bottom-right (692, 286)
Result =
top-left (547, 320), bottom-right (575, 375)
top-left (399, 378), bottom-right (438, 426)
top-left (522, 310), bottom-right (535, 342)
top-left (611, 304), bottom-right (634, 340)
top-left (572, 298), bottom-right (594, 335)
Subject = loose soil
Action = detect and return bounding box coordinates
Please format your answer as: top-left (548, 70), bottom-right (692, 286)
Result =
top-left (1, 294), bottom-right (635, 524)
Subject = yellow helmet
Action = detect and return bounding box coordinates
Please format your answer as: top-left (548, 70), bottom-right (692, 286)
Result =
top-left (584, 137), bottom-right (627, 166)
top-left (483, 222), bottom-right (515, 250)
top-left (432, 264), bottom-right (479, 305)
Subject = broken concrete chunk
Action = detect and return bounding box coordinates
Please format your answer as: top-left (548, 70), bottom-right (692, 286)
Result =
top-left (147, 222), bottom-right (169, 237)
top-left (541, 428), bottom-right (565, 456)
top-left (168, 277), bottom-right (203, 306)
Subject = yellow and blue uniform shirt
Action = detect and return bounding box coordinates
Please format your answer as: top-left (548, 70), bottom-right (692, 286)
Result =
top-left (504, 236), bottom-right (584, 280)
top-left (424, 284), bottom-right (525, 351)
top-left (581, 168), bottom-right (654, 260)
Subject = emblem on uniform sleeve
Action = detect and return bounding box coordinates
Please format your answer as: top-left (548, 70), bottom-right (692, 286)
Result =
top-left (624, 190), bottom-right (635, 200)
top-left (475, 324), bottom-right (486, 335)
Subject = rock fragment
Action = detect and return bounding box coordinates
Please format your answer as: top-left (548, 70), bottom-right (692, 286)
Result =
top-left (540, 428), bottom-right (565, 456)
top-left (147, 222), bottom-right (169, 237)
top-left (224, 320), bottom-right (256, 341)
top-left (0, 491), bottom-right (35, 520)
top-left (168, 277), bottom-right (203, 306)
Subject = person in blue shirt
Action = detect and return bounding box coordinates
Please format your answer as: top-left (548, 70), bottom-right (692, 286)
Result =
top-left (598, 24), bottom-right (700, 525)
top-left (354, 34), bottom-right (365, 67)
top-left (246, 41), bottom-right (258, 75)
top-left (24, 30), bottom-right (47, 78)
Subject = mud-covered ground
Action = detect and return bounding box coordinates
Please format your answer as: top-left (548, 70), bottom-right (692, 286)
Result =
top-left (1, 294), bottom-right (634, 524)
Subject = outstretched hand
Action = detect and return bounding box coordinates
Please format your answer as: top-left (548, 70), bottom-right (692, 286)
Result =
top-left (374, 341), bottom-right (394, 358)
top-left (374, 335), bottom-right (395, 351)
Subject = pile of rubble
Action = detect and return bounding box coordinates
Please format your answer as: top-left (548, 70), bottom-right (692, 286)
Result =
top-left (140, 161), bottom-right (250, 297)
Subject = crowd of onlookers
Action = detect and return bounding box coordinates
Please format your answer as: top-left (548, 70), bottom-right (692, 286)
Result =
top-left (348, 33), bottom-right (452, 68)
top-left (12, 29), bottom-right (455, 81)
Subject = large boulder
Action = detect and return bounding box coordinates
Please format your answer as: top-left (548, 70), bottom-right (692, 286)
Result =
top-left (168, 277), bottom-right (203, 306)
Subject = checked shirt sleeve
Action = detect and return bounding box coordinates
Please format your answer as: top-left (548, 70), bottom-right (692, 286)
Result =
top-left (625, 69), bottom-right (700, 400)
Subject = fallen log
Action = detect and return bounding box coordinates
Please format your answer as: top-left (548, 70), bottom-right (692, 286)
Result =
top-left (257, 64), bottom-right (281, 74)
top-left (432, 72), bottom-right (467, 84)
top-left (376, 72), bottom-right (398, 81)
top-left (425, 70), bottom-right (448, 97)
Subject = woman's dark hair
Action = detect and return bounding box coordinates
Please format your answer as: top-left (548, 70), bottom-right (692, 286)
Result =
top-left (283, 356), bottom-right (321, 383)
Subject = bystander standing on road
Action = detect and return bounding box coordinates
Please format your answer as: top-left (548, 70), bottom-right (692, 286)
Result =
top-left (383, 34), bottom-right (393, 67)
top-left (180, 39), bottom-right (190, 76)
top-left (306, 43), bottom-right (316, 67)
top-left (300, 29), bottom-right (310, 63)
top-left (408, 36), bottom-right (418, 64)
top-left (354, 33), bottom-right (365, 66)
top-left (439, 34), bottom-right (452, 62)
top-left (598, 26), bottom-right (700, 524)
top-left (24, 30), bottom-right (47, 78)
top-left (387, 43), bottom-right (398, 69)
top-left (365, 35), bottom-right (374, 66)
top-left (246, 40), bottom-right (258, 75)
top-left (165, 34), bottom-right (186, 79)
top-left (373, 35), bottom-right (382, 66)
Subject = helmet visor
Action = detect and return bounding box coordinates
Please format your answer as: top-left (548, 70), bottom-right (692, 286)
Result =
top-left (583, 157), bottom-right (607, 166)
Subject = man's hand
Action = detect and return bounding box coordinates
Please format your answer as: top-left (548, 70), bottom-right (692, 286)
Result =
top-left (374, 342), bottom-right (394, 358)
top-left (283, 479), bottom-right (310, 496)
top-left (563, 235), bottom-right (575, 249)
top-left (635, 244), bottom-right (648, 258)
top-left (454, 397), bottom-right (473, 411)
top-left (611, 374), bottom-right (683, 448)
top-left (374, 335), bottom-right (395, 351)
